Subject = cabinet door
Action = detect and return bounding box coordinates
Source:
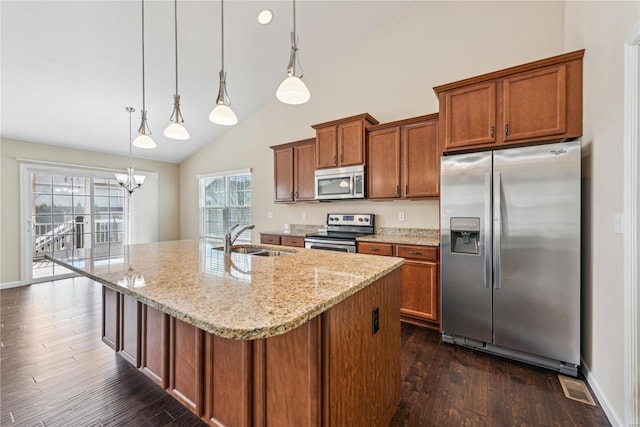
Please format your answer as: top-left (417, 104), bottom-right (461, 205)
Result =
top-left (367, 127), bottom-right (401, 199)
top-left (443, 81), bottom-right (496, 150)
top-left (338, 120), bottom-right (365, 166)
top-left (502, 64), bottom-right (567, 143)
top-left (403, 120), bottom-right (439, 198)
top-left (400, 260), bottom-right (438, 322)
top-left (294, 141), bottom-right (316, 201)
top-left (315, 127), bottom-right (338, 169)
top-left (274, 147), bottom-right (294, 202)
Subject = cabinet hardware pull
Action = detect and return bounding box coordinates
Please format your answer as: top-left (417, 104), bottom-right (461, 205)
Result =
top-left (295, 191), bottom-right (299, 198)
top-left (334, 155), bottom-right (337, 164)
top-left (370, 248), bottom-right (380, 251)
top-left (405, 184), bottom-right (408, 196)
top-left (505, 123), bottom-right (510, 137)
top-left (396, 185), bottom-right (400, 196)
top-left (490, 125), bottom-right (495, 138)
top-left (408, 251), bottom-right (422, 255)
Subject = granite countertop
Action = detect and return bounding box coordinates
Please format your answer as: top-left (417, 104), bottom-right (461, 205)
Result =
top-left (261, 225), bottom-right (440, 247)
top-left (47, 239), bottom-right (403, 340)
top-left (356, 234), bottom-right (440, 247)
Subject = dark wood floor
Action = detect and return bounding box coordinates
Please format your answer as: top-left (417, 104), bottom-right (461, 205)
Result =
top-left (1, 278), bottom-right (610, 426)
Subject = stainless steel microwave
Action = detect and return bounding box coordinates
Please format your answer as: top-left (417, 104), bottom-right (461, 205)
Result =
top-left (314, 165), bottom-right (365, 200)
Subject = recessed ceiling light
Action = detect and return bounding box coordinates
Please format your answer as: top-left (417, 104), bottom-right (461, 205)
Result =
top-left (257, 9), bottom-right (273, 25)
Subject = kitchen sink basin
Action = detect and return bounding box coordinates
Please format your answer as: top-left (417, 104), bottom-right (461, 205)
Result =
top-left (212, 246), bottom-right (294, 257)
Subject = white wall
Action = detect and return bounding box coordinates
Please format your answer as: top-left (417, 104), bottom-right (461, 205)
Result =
top-left (564, 2), bottom-right (640, 425)
top-left (180, 1), bottom-right (565, 240)
top-left (0, 137), bottom-right (180, 284)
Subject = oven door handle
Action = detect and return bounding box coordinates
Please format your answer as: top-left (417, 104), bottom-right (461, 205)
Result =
top-left (304, 238), bottom-right (356, 246)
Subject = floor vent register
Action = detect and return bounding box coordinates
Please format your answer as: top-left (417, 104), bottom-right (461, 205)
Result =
top-left (558, 375), bottom-right (596, 406)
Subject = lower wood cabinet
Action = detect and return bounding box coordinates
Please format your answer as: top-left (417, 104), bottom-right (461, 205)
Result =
top-left (141, 305), bottom-right (169, 388)
top-left (260, 233), bottom-right (305, 248)
top-left (357, 242), bottom-right (440, 330)
top-left (169, 317), bottom-right (204, 415)
top-left (102, 286), bottom-right (119, 350)
top-left (119, 293), bottom-right (141, 367)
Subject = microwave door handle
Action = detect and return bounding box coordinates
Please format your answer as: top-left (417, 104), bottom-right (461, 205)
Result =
top-left (349, 176), bottom-right (354, 196)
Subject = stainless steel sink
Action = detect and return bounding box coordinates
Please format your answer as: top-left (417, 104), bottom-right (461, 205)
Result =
top-left (251, 250), bottom-right (292, 257)
top-left (212, 245), bottom-right (294, 257)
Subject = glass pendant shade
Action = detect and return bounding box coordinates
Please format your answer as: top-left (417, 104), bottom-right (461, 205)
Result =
top-left (209, 104), bottom-right (238, 125)
top-left (133, 133), bottom-right (156, 149)
top-left (115, 173), bottom-right (129, 185)
top-left (276, 76), bottom-right (310, 105)
top-left (163, 121), bottom-right (190, 139)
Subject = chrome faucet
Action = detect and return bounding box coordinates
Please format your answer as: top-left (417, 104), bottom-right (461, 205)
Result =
top-left (224, 224), bottom-right (255, 254)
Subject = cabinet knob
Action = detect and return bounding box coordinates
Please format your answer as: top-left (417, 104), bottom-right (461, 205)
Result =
top-left (490, 125), bottom-right (495, 138)
top-left (334, 155), bottom-right (337, 165)
top-left (505, 123), bottom-right (510, 137)
top-left (295, 191), bottom-right (299, 198)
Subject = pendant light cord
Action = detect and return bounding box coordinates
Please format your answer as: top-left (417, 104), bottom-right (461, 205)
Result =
top-left (174, 0), bottom-right (178, 95)
top-left (220, 0), bottom-right (225, 72)
top-left (141, 0), bottom-right (146, 111)
top-left (293, 0), bottom-right (296, 41)
top-left (127, 107), bottom-right (134, 169)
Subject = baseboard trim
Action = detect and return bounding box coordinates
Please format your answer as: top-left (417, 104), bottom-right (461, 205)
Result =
top-left (581, 358), bottom-right (624, 426)
top-left (0, 281), bottom-right (25, 290)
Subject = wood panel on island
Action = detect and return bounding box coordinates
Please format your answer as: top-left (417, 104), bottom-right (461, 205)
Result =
top-left (366, 114), bottom-right (440, 199)
top-left (259, 234), bottom-right (305, 248)
top-left (271, 138), bottom-right (316, 203)
top-left (434, 49), bottom-right (584, 153)
top-left (358, 241), bottom-right (440, 330)
top-left (312, 113), bottom-right (379, 169)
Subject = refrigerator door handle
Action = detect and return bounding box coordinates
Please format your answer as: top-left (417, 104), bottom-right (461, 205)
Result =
top-left (484, 173), bottom-right (492, 289)
top-left (493, 171), bottom-right (502, 289)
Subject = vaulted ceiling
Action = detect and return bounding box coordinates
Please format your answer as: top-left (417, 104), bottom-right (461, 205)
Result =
top-left (1, 1), bottom-right (414, 163)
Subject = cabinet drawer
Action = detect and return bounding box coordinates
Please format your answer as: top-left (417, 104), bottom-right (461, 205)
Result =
top-left (357, 242), bottom-right (393, 256)
top-left (395, 245), bottom-right (438, 261)
top-left (260, 234), bottom-right (281, 245)
top-left (281, 236), bottom-right (304, 248)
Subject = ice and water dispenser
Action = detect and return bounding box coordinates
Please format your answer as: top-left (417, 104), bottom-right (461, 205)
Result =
top-left (450, 217), bottom-right (481, 255)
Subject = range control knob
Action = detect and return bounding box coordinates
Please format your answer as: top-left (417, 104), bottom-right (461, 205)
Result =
top-left (364, 217), bottom-right (369, 222)
top-left (358, 218), bottom-right (363, 222)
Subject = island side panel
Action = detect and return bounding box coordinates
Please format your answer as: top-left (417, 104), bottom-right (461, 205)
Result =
top-left (119, 293), bottom-right (141, 367)
top-left (323, 269), bottom-right (401, 427)
top-left (141, 305), bottom-right (169, 388)
top-left (102, 286), bottom-right (119, 351)
top-left (168, 317), bottom-right (205, 415)
top-left (205, 335), bottom-right (252, 427)
top-left (262, 317), bottom-right (322, 427)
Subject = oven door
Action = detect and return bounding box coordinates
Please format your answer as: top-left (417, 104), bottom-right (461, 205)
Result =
top-left (304, 237), bottom-right (356, 253)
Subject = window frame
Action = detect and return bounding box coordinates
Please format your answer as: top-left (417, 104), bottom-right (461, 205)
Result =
top-left (198, 168), bottom-right (252, 242)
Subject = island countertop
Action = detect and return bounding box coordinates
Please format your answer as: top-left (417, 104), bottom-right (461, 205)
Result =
top-left (48, 239), bottom-right (403, 340)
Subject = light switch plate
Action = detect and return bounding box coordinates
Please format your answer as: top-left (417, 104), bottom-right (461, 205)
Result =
top-left (267, 211), bottom-right (273, 219)
top-left (614, 212), bottom-right (623, 234)
top-left (302, 211), bottom-right (307, 220)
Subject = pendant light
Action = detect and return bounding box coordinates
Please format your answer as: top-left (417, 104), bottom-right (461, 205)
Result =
top-left (116, 107), bottom-right (146, 195)
top-left (276, 0), bottom-right (310, 105)
top-left (209, 0), bottom-right (238, 126)
top-left (133, 0), bottom-right (156, 149)
top-left (163, 0), bottom-right (189, 140)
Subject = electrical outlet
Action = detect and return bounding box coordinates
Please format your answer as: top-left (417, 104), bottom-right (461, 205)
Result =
top-left (267, 211), bottom-right (273, 219)
top-left (399, 212), bottom-right (405, 221)
top-left (371, 306), bottom-right (380, 335)
top-left (302, 211), bottom-right (307, 220)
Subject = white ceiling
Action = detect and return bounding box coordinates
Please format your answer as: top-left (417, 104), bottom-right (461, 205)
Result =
top-left (1, 1), bottom-right (414, 163)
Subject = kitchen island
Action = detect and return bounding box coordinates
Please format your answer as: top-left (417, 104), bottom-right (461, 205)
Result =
top-left (48, 239), bottom-right (403, 427)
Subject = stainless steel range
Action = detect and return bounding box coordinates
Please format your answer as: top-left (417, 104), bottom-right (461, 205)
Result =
top-left (304, 213), bottom-right (375, 253)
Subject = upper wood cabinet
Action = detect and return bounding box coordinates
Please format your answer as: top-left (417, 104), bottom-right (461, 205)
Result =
top-left (367, 114), bottom-right (439, 199)
top-left (312, 113), bottom-right (378, 169)
top-left (271, 138), bottom-right (316, 203)
top-left (434, 49), bottom-right (584, 153)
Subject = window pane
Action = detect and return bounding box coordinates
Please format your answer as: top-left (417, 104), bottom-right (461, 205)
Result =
top-left (53, 195), bottom-right (73, 214)
top-left (34, 194), bottom-right (52, 213)
top-left (72, 196), bottom-right (91, 215)
top-left (200, 172), bottom-right (251, 239)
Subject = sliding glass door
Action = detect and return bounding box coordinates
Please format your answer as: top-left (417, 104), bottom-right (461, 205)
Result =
top-left (25, 167), bottom-right (127, 284)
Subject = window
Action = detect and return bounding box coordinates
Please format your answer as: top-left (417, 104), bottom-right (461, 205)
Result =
top-left (199, 169), bottom-right (252, 242)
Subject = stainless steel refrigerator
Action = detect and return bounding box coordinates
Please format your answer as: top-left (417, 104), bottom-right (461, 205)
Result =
top-left (440, 140), bottom-right (581, 376)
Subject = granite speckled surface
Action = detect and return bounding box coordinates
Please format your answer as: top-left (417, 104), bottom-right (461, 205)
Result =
top-left (357, 228), bottom-right (440, 247)
top-left (48, 239), bottom-right (403, 340)
top-left (260, 224), bottom-right (323, 238)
